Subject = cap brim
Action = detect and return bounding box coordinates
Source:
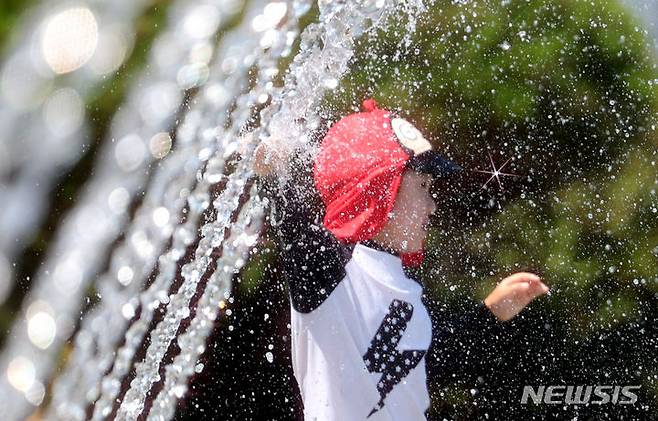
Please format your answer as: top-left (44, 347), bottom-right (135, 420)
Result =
top-left (408, 151), bottom-right (462, 178)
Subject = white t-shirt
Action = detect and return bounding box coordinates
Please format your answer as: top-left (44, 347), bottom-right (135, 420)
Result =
top-left (291, 244), bottom-right (433, 421)
top-left (273, 162), bottom-right (496, 420)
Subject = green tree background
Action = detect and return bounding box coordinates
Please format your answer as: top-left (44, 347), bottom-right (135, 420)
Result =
top-left (322, 0), bottom-right (658, 418)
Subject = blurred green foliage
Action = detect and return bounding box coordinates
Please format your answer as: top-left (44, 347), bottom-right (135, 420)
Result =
top-left (0, 0), bottom-right (35, 52)
top-left (326, 0), bottom-right (658, 417)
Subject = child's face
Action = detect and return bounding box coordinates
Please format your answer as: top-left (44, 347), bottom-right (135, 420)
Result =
top-left (387, 170), bottom-right (437, 252)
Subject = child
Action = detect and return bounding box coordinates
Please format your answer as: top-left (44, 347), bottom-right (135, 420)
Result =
top-left (255, 99), bottom-right (549, 420)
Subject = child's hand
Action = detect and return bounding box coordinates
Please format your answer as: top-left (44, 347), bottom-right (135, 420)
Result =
top-left (483, 272), bottom-right (549, 321)
top-left (254, 141), bottom-right (284, 177)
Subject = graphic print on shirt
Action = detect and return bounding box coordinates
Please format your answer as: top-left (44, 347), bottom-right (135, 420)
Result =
top-left (362, 299), bottom-right (427, 418)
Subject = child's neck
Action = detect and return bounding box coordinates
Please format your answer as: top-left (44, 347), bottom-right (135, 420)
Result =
top-left (361, 239), bottom-right (425, 269)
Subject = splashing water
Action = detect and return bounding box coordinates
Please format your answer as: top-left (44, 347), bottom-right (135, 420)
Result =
top-left (0, 0), bottom-right (428, 420)
top-left (116, 0), bottom-right (425, 419)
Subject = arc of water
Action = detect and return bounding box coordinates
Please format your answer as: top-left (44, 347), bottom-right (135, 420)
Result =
top-left (45, 149), bottom-right (198, 421)
top-left (147, 187), bottom-right (265, 421)
top-left (115, 161), bottom-right (254, 420)
top-left (0, 0), bottom-right (154, 297)
top-left (0, 1), bottom-right (244, 419)
top-left (260, 0), bottom-right (425, 154)
top-left (47, 5), bottom-right (288, 419)
top-left (45, 7), bottom-right (267, 417)
top-left (113, 3), bottom-right (311, 419)
top-left (139, 1), bottom-right (428, 420)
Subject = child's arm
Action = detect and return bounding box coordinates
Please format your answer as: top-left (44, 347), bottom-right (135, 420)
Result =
top-left (424, 272), bottom-right (548, 385)
top-left (260, 149), bottom-right (351, 313)
top-left (424, 297), bottom-right (501, 386)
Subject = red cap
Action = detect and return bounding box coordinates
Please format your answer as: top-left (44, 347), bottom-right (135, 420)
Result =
top-left (313, 100), bottom-right (461, 265)
top-left (314, 100), bottom-right (409, 243)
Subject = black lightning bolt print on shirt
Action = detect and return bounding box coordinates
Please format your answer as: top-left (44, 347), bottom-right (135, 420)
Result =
top-left (363, 299), bottom-right (427, 417)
